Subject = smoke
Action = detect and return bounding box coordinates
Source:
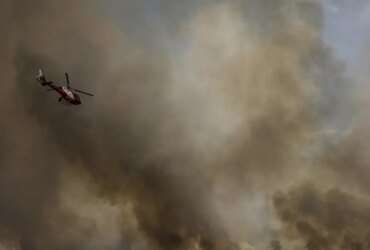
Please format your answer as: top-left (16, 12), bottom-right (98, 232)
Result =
top-left (274, 184), bottom-right (370, 250)
top-left (0, 0), bottom-right (366, 250)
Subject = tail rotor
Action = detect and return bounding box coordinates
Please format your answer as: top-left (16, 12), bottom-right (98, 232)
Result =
top-left (37, 68), bottom-right (53, 86)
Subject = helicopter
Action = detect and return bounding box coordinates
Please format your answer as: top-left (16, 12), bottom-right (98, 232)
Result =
top-left (36, 69), bottom-right (94, 105)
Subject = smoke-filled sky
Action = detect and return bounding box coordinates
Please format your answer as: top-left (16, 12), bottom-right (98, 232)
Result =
top-left (1, 1), bottom-right (370, 250)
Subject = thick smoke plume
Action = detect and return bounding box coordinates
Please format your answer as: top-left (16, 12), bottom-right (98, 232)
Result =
top-left (0, 0), bottom-right (366, 250)
top-left (274, 184), bottom-right (370, 250)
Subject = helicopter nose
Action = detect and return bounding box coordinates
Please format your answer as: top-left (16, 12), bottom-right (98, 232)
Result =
top-left (74, 94), bottom-right (82, 105)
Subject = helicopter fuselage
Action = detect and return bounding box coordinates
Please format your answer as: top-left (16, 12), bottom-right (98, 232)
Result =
top-left (55, 85), bottom-right (82, 105)
top-left (59, 86), bottom-right (81, 105)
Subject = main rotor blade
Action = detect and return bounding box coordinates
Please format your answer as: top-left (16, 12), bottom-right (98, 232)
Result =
top-left (65, 73), bottom-right (70, 88)
top-left (72, 88), bottom-right (94, 96)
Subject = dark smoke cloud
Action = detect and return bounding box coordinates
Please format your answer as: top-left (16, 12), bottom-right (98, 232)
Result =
top-left (274, 184), bottom-right (370, 250)
top-left (0, 0), bottom-right (365, 250)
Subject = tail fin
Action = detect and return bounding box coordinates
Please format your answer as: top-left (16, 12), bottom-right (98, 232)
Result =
top-left (37, 69), bottom-right (52, 86)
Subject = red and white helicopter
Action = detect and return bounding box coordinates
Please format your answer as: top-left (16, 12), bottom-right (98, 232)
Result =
top-left (36, 69), bottom-right (94, 105)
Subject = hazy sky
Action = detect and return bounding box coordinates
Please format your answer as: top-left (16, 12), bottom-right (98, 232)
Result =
top-left (323, 0), bottom-right (370, 70)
